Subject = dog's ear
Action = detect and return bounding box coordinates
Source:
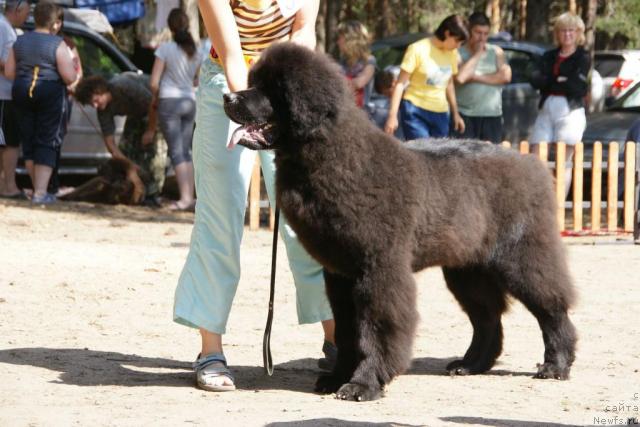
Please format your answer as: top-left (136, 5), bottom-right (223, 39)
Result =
top-left (252, 43), bottom-right (349, 138)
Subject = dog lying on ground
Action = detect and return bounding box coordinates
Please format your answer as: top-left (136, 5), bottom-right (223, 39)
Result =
top-left (223, 42), bottom-right (577, 402)
top-left (60, 158), bottom-right (144, 205)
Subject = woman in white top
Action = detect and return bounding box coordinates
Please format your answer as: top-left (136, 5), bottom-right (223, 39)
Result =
top-left (150, 8), bottom-right (200, 211)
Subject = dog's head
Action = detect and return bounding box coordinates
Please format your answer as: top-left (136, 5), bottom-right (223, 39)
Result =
top-left (224, 42), bottom-right (351, 150)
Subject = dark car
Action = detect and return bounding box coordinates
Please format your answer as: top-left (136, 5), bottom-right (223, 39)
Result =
top-left (369, 34), bottom-right (605, 142)
top-left (582, 81), bottom-right (640, 150)
top-left (20, 16), bottom-right (141, 176)
top-left (581, 79), bottom-right (640, 188)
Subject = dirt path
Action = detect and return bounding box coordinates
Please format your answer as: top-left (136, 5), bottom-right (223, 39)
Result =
top-left (1, 199), bottom-right (638, 427)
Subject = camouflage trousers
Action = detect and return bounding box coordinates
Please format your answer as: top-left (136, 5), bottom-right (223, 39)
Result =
top-left (119, 117), bottom-right (167, 197)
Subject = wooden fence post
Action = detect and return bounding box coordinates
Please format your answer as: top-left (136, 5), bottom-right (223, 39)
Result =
top-left (607, 142), bottom-right (619, 231)
top-left (538, 142), bottom-right (548, 162)
top-left (555, 142), bottom-right (566, 230)
top-left (591, 142), bottom-right (602, 232)
top-left (624, 142), bottom-right (636, 232)
top-left (573, 143), bottom-right (583, 231)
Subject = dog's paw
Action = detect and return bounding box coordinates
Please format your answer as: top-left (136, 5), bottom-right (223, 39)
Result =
top-left (335, 383), bottom-right (382, 402)
top-left (314, 374), bottom-right (344, 394)
top-left (446, 359), bottom-right (474, 376)
top-left (534, 362), bottom-right (570, 380)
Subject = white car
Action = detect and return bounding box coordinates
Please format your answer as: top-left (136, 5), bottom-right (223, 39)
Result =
top-left (594, 50), bottom-right (640, 104)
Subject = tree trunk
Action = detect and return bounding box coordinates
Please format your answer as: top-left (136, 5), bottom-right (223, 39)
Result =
top-left (316, 0), bottom-right (327, 53)
top-left (374, 0), bottom-right (394, 39)
top-left (181, 0), bottom-right (200, 42)
top-left (525, 0), bottom-right (553, 43)
top-left (568, 0), bottom-right (577, 13)
top-left (518, 0), bottom-right (527, 39)
top-left (490, 0), bottom-right (501, 33)
top-left (581, 0), bottom-right (597, 56)
top-left (324, 0), bottom-right (341, 55)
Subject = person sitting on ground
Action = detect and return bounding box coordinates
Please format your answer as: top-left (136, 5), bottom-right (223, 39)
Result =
top-left (74, 73), bottom-right (167, 207)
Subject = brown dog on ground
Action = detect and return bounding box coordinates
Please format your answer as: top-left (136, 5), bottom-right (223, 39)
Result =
top-left (60, 158), bottom-right (145, 205)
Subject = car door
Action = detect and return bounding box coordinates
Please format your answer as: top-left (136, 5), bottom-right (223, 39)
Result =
top-left (500, 48), bottom-right (541, 143)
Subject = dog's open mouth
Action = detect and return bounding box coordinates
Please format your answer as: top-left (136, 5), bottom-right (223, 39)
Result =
top-left (227, 123), bottom-right (275, 150)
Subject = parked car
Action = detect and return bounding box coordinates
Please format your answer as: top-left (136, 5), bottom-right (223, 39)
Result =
top-left (20, 16), bottom-right (141, 176)
top-left (369, 33), bottom-right (605, 142)
top-left (564, 79), bottom-right (640, 203)
top-left (594, 50), bottom-right (640, 105)
top-left (581, 79), bottom-right (640, 171)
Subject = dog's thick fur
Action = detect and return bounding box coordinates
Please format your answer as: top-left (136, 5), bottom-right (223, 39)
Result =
top-left (224, 43), bottom-right (577, 402)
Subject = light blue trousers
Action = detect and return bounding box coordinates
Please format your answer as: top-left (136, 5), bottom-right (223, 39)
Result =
top-left (173, 59), bottom-right (332, 334)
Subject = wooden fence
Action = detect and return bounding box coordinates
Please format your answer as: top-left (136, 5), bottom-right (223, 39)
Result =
top-left (247, 141), bottom-right (639, 236)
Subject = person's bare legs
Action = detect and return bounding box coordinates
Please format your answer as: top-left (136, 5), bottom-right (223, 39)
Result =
top-left (564, 145), bottom-right (575, 200)
top-left (25, 160), bottom-right (35, 193)
top-left (199, 319), bottom-right (335, 389)
top-left (33, 164), bottom-right (53, 198)
top-left (0, 147), bottom-right (21, 196)
top-left (172, 161), bottom-right (195, 210)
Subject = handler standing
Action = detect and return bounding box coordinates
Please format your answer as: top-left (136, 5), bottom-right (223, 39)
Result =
top-left (173, 0), bottom-right (335, 392)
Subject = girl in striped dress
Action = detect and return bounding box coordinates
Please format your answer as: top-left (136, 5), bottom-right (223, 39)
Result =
top-left (173, 0), bottom-right (335, 392)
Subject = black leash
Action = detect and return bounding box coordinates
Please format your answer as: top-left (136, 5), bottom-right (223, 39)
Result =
top-left (263, 206), bottom-right (279, 376)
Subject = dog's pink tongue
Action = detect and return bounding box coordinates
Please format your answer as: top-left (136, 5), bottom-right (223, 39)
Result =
top-left (227, 126), bottom-right (247, 150)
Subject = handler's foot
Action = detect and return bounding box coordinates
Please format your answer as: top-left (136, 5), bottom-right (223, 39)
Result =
top-left (318, 340), bottom-right (337, 371)
top-left (193, 353), bottom-right (235, 391)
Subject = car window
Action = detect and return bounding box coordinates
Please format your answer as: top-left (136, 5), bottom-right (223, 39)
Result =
top-left (503, 49), bottom-right (536, 84)
top-left (621, 84), bottom-right (640, 109)
top-left (594, 55), bottom-right (624, 77)
top-left (372, 46), bottom-right (407, 71)
top-left (67, 33), bottom-right (122, 78)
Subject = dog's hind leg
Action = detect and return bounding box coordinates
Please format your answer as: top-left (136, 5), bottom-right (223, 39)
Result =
top-left (443, 265), bottom-right (507, 376)
top-left (499, 242), bottom-right (577, 380)
top-left (335, 263), bottom-right (418, 402)
top-left (315, 270), bottom-right (359, 395)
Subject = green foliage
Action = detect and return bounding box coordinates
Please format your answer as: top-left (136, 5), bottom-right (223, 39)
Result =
top-left (325, 0), bottom-right (640, 48)
top-left (595, 0), bottom-right (640, 48)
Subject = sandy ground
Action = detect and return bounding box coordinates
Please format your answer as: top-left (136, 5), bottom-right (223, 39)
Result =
top-left (1, 198), bottom-right (639, 427)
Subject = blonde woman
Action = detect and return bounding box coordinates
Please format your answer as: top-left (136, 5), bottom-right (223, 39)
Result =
top-left (336, 20), bottom-right (376, 108)
top-left (529, 12), bottom-right (590, 197)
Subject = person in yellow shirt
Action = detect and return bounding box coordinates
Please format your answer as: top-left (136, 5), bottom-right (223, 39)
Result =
top-left (385, 14), bottom-right (468, 139)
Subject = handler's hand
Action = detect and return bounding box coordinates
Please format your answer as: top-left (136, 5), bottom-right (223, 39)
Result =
top-left (452, 112), bottom-right (465, 133)
top-left (141, 129), bottom-right (155, 147)
top-left (384, 115), bottom-right (398, 135)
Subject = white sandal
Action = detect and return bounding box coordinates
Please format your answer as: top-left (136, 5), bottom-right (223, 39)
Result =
top-left (193, 353), bottom-right (236, 391)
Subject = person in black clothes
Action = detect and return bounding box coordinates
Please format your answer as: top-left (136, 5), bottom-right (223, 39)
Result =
top-left (529, 12), bottom-right (590, 198)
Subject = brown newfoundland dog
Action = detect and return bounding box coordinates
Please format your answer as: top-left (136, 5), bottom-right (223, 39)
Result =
top-left (223, 42), bottom-right (577, 402)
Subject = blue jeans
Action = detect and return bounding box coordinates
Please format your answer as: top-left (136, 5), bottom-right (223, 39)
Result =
top-left (400, 99), bottom-right (450, 139)
top-left (173, 59), bottom-right (332, 334)
top-left (157, 97), bottom-right (196, 166)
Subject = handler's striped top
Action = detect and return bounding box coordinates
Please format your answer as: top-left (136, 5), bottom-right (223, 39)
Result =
top-left (210, 0), bottom-right (296, 67)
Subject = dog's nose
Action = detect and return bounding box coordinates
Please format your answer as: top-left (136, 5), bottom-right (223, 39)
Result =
top-left (223, 93), bottom-right (237, 104)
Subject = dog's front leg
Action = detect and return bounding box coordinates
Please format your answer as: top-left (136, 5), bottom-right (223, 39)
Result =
top-left (336, 263), bottom-right (418, 402)
top-left (315, 270), bottom-right (358, 394)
